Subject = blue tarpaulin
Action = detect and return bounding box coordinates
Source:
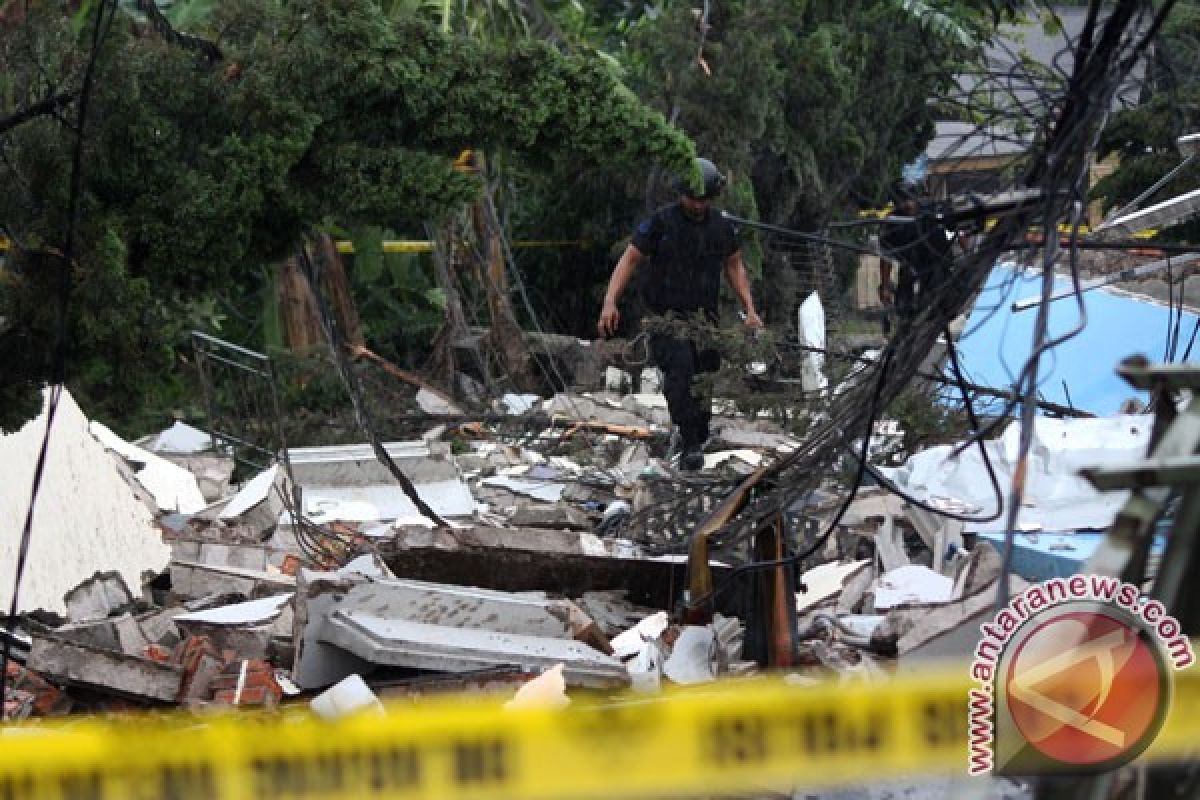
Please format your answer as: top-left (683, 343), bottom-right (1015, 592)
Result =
top-left (955, 263), bottom-right (1199, 415)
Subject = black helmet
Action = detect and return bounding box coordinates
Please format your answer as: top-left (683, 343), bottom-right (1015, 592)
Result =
top-left (889, 180), bottom-right (919, 207)
top-left (679, 157), bottom-right (727, 199)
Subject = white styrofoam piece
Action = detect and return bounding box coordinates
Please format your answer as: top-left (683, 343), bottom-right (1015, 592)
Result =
top-left (662, 625), bottom-right (717, 685)
top-left (703, 449), bottom-right (764, 470)
top-left (90, 422), bottom-right (207, 514)
top-left (148, 421), bottom-right (215, 454)
top-left (797, 291), bottom-right (828, 392)
top-left (220, 464), bottom-right (279, 519)
top-left (611, 611), bottom-right (670, 659)
top-left (873, 565), bottom-right (954, 610)
top-left (174, 593), bottom-right (292, 626)
top-left (883, 415), bottom-right (1153, 533)
top-left (797, 559), bottom-right (869, 612)
top-left (0, 390), bottom-right (172, 616)
top-left (500, 393), bottom-right (540, 415)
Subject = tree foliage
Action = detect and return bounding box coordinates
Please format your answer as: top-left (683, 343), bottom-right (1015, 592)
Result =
top-left (0, 0), bottom-right (693, 432)
top-left (503, 0), bottom-right (995, 333)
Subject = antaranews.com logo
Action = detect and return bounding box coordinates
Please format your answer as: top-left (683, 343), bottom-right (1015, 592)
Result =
top-left (967, 574), bottom-right (1195, 775)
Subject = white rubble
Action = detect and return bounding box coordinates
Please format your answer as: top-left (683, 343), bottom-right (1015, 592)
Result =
top-left (797, 291), bottom-right (828, 392)
top-left (0, 389), bottom-right (172, 616)
top-left (504, 663), bottom-right (571, 710)
top-left (662, 626), bottom-right (718, 685)
top-left (873, 565), bottom-right (954, 610)
top-left (90, 422), bottom-right (207, 514)
top-left (310, 674), bottom-right (385, 719)
top-left (883, 415), bottom-right (1154, 533)
top-left (143, 421), bottom-right (215, 454)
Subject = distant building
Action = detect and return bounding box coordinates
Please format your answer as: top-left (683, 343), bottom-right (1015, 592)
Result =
top-left (926, 6), bottom-right (1148, 224)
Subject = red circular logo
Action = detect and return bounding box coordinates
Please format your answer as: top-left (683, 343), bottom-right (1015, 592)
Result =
top-left (1003, 609), bottom-right (1169, 768)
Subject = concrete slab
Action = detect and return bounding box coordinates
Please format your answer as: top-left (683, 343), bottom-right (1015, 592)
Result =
top-left (294, 481), bottom-right (474, 523)
top-left (321, 611), bottom-right (627, 689)
top-left (293, 571), bottom-right (616, 688)
top-left (287, 442), bottom-right (458, 485)
top-left (29, 635), bottom-right (184, 703)
top-left (380, 526), bottom-right (733, 612)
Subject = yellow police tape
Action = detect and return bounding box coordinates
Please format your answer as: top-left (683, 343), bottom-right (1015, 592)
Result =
top-left (1, 663), bottom-right (1198, 800)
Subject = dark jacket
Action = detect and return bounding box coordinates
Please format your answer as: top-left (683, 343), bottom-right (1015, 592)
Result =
top-left (632, 203), bottom-right (740, 317)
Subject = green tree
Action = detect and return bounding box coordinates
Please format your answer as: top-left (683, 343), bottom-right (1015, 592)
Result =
top-left (0, 0), bottom-right (693, 432)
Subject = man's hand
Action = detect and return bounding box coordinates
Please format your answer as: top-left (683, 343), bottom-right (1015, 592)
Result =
top-left (742, 310), bottom-right (764, 330)
top-left (598, 302), bottom-right (621, 338)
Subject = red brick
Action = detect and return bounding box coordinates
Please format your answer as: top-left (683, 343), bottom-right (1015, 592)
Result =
top-left (142, 644), bottom-right (174, 664)
top-left (173, 636), bottom-right (225, 703)
top-left (279, 555), bottom-right (301, 577)
top-left (4, 663), bottom-right (71, 716)
top-left (211, 685), bottom-right (280, 707)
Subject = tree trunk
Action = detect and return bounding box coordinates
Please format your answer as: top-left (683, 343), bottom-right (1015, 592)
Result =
top-left (276, 235), bottom-right (363, 351)
top-left (277, 255), bottom-right (323, 350)
top-left (313, 233), bottom-right (363, 349)
top-left (472, 153), bottom-right (539, 392)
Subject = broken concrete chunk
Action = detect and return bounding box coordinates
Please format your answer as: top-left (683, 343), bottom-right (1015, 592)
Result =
top-left (219, 465), bottom-right (282, 520)
top-left (167, 539), bottom-right (273, 572)
top-left (416, 387), bottom-right (464, 416)
top-left (481, 476), bottom-right (565, 503)
top-left (29, 634), bottom-right (184, 703)
top-left (322, 612), bottom-right (626, 689)
top-left (53, 612), bottom-right (149, 656)
top-left (836, 564), bottom-right (875, 614)
top-left (64, 571), bottom-right (135, 623)
top-left (169, 561), bottom-right (294, 602)
top-left (380, 526), bottom-right (721, 611)
top-left (544, 394), bottom-right (648, 429)
top-left (286, 441), bottom-right (459, 487)
top-left (504, 664), bottom-right (570, 711)
top-left (573, 590), bottom-right (659, 638)
top-left (292, 571), bottom-right (377, 690)
top-left (311, 674), bottom-right (384, 719)
top-left (662, 626), bottom-right (717, 685)
top-left (90, 421), bottom-right (207, 514)
top-left (295, 572), bottom-right (625, 689)
top-left (0, 390), bottom-right (172, 617)
top-left (508, 504), bottom-right (591, 530)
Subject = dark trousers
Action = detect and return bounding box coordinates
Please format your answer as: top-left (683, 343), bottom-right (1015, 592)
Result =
top-left (650, 333), bottom-right (720, 449)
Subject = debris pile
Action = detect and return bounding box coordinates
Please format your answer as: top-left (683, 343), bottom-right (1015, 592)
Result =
top-left (0, 381), bottom-right (1150, 720)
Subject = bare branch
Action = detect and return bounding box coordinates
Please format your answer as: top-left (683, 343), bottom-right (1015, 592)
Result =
top-left (134, 0), bottom-right (223, 63)
top-left (0, 91), bottom-right (77, 137)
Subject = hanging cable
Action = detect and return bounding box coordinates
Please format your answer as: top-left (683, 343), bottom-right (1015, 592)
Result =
top-left (2, 0), bottom-right (118, 720)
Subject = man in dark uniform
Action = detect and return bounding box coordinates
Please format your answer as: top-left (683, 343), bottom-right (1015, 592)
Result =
top-left (878, 182), bottom-right (956, 325)
top-left (597, 158), bottom-right (762, 470)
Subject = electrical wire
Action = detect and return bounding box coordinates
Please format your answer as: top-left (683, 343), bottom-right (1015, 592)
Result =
top-left (1, 0), bottom-right (117, 720)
